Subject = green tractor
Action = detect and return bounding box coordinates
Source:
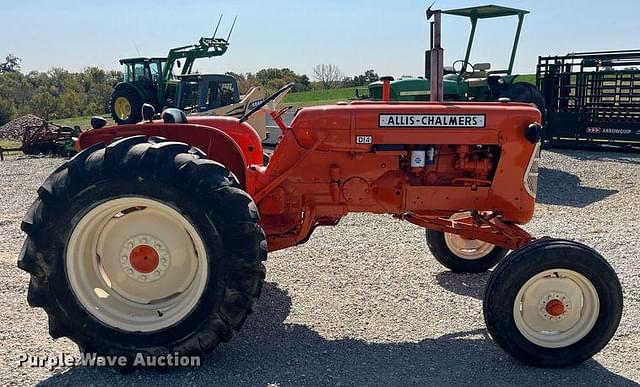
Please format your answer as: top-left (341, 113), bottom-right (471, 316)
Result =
top-left (110, 18), bottom-right (237, 124)
top-left (367, 5), bottom-right (544, 116)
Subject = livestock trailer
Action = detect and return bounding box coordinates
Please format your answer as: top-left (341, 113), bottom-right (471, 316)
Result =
top-left (537, 50), bottom-right (640, 149)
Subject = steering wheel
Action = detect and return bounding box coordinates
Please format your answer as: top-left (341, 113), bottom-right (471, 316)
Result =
top-left (452, 60), bottom-right (475, 77)
top-left (239, 83), bottom-right (295, 123)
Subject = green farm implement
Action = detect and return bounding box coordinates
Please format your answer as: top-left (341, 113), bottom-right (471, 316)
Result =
top-left (110, 17), bottom-right (240, 124)
top-left (367, 5), bottom-right (544, 116)
top-left (0, 120), bottom-right (80, 160)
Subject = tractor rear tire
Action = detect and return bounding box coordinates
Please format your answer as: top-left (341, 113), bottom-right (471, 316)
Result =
top-left (426, 229), bottom-right (508, 273)
top-left (484, 239), bottom-right (622, 367)
top-left (499, 82), bottom-right (546, 123)
top-left (18, 136), bottom-right (267, 364)
top-left (110, 87), bottom-right (143, 125)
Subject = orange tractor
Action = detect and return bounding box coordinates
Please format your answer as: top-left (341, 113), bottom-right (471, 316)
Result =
top-left (18, 14), bottom-right (622, 367)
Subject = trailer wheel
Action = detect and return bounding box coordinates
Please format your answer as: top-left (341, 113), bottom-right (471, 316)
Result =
top-left (484, 239), bottom-right (622, 367)
top-left (110, 87), bottom-right (143, 125)
top-left (425, 214), bottom-right (508, 273)
top-left (18, 136), bottom-right (267, 363)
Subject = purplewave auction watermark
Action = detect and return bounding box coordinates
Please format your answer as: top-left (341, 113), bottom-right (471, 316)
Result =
top-left (18, 352), bottom-right (200, 370)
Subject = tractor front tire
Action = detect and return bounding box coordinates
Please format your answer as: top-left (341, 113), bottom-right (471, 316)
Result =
top-left (110, 87), bottom-right (143, 125)
top-left (18, 136), bottom-right (267, 364)
top-left (484, 239), bottom-right (622, 367)
top-left (426, 229), bottom-right (508, 273)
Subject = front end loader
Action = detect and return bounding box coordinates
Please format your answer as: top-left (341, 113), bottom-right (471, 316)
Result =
top-left (109, 17), bottom-right (249, 126)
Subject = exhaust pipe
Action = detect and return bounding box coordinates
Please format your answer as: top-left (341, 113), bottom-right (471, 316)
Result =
top-left (381, 76), bottom-right (394, 102)
top-left (427, 8), bottom-right (444, 101)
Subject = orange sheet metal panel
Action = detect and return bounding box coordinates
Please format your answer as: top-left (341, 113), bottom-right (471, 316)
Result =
top-left (255, 101), bottom-right (541, 248)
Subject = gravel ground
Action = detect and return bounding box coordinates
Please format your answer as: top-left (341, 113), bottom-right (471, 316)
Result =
top-left (0, 149), bottom-right (639, 386)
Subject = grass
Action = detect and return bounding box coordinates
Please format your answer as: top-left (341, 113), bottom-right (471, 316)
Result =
top-left (0, 140), bottom-right (22, 149)
top-left (282, 87), bottom-right (360, 107)
top-left (515, 74), bottom-right (536, 85)
top-left (0, 140), bottom-right (23, 157)
top-left (282, 74), bottom-right (537, 107)
top-left (54, 114), bottom-right (114, 131)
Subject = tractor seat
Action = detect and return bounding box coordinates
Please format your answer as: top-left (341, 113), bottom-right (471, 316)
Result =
top-left (469, 63), bottom-right (491, 78)
top-left (162, 108), bottom-right (188, 124)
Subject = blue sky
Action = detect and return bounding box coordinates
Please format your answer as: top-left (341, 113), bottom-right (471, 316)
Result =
top-left (2, 0), bottom-right (639, 78)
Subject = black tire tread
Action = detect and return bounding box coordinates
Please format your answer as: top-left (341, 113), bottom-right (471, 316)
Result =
top-left (17, 136), bottom-right (267, 361)
top-left (483, 238), bottom-right (623, 367)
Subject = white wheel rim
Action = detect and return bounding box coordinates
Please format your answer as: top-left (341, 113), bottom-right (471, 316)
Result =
top-left (513, 269), bottom-right (600, 348)
top-left (66, 197), bottom-right (209, 332)
top-left (444, 213), bottom-right (495, 260)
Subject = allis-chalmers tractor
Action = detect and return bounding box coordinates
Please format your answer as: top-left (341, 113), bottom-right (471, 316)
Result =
top-left (19, 11), bottom-right (622, 369)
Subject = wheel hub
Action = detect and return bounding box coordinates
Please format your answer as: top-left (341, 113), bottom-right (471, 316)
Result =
top-left (114, 97), bottom-right (132, 120)
top-left (129, 245), bottom-right (159, 273)
top-left (120, 235), bottom-right (170, 282)
top-left (538, 293), bottom-right (571, 321)
top-left (66, 197), bottom-right (209, 332)
top-left (443, 212), bottom-right (496, 260)
top-left (444, 233), bottom-right (495, 260)
top-left (513, 269), bottom-right (600, 348)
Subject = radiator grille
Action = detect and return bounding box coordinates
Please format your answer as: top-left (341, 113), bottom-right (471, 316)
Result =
top-left (524, 143), bottom-right (541, 198)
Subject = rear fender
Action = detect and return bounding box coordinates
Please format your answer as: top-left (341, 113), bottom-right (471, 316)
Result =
top-left (78, 122), bottom-right (259, 190)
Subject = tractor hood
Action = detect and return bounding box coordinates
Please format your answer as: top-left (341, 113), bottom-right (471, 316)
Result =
top-left (290, 100), bottom-right (541, 141)
top-left (368, 75), bottom-right (465, 101)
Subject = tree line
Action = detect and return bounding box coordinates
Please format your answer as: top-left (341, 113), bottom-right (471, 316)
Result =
top-left (0, 55), bottom-right (122, 125)
top-left (227, 65), bottom-right (378, 94)
top-left (0, 54), bottom-right (378, 125)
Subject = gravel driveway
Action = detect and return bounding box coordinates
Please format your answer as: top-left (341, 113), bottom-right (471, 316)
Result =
top-left (0, 149), bottom-right (638, 386)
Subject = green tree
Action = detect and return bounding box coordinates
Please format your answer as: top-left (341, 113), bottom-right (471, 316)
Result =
top-left (353, 69), bottom-right (379, 86)
top-left (57, 91), bottom-right (85, 118)
top-left (30, 89), bottom-right (57, 120)
top-left (254, 68), bottom-right (310, 93)
top-left (0, 98), bottom-right (17, 125)
top-left (0, 54), bottom-right (21, 74)
top-left (0, 62), bottom-right (123, 121)
top-left (225, 71), bottom-right (261, 94)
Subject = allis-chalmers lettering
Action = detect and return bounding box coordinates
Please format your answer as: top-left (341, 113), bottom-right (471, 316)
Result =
top-left (379, 114), bottom-right (485, 128)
